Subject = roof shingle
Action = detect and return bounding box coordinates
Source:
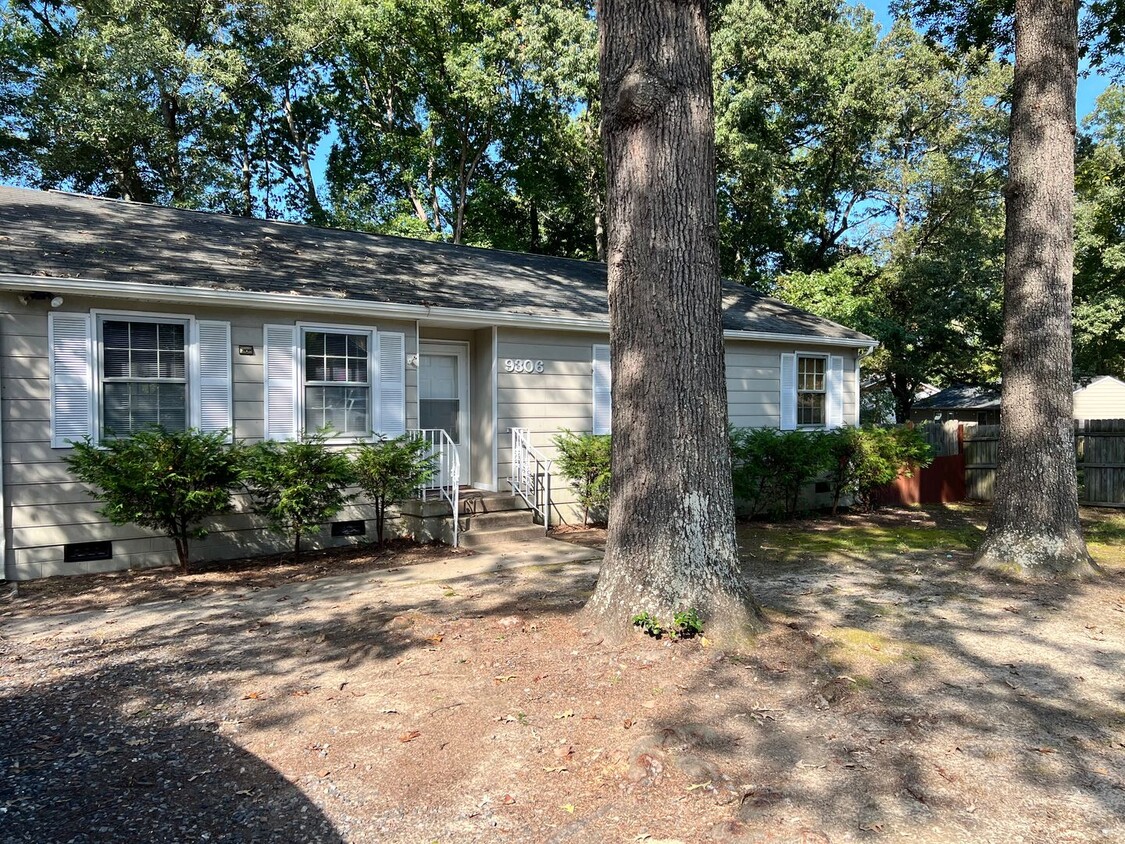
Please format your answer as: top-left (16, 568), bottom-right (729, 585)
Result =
top-left (0, 187), bottom-right (873, 343)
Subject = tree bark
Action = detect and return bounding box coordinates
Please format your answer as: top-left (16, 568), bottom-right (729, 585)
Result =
top-left (975, 0), bottom-right (1097, 578)
top-left (584, 0), bottom-right (763, 642)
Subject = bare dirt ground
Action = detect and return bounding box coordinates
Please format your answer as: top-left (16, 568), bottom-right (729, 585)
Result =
top-left (2, 505), bottom-right (1124, 843)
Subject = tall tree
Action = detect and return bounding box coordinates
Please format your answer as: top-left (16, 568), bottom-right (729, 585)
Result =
top-left (766, 18), bottom-right (1009, 420)
top-left (584, 0), bottom-right (760, 639)
top-left (906, 0), bottom-right (1097, 576)
top-left (323, 0), bottom-right (596, 248)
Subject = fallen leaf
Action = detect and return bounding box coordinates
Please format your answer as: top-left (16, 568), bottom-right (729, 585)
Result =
top-left (554, 710), bottom-right (575, 719)
top-left (291, 690), bottom-right (309, 697)
top-left (494, 675), bottom-right (516, 683)
top-left (316, 769), bottom-right (330, 778)
top-left (428, 635), bottom-right (444, 644)
top-left (544, 766), bottom-right (568, 774)
top-left (561, 804), bottom-right (576, 814)
top-left (242, 691), bottom-right (265, 701)
top-left (623, 718), bottom-right (634, 729)
top-left (399, 730), bottom-right (422, 743)
top-left (1031, 746), bottom-right (1057, 754)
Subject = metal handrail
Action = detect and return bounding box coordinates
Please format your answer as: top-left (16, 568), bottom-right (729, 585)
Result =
top-left (409, 428), bottom-right (461, 548)
top-left (508, 427), bottom-right (553, 532)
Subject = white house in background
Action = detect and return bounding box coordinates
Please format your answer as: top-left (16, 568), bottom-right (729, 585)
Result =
top-left (911, 377), bottom-right (1125, 426)
top-left (1073, 376), bottom-right (1125, 419)
top-left (0, 187), bottom-right (875, 580)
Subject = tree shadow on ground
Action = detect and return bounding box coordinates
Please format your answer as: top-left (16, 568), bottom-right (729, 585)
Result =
top-left (0, 668), bottom-right (345, 844)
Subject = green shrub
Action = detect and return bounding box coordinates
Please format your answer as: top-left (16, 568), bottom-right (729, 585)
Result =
top-left (243, 432), bottom-right (355, 556)
top-left (553, 430), bottom-right (611, 525)
top-left (65, 427), bottom-right (243, 571)
top-left (826, 425), bottom-right (934, 511)
top-left (352, 435), bottom-right (435, 544)
top-left (730, 427), bottom-right (831, 518)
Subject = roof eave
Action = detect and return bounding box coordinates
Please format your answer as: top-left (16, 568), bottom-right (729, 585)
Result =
top-left (0, 273), bottom-right (878, 349)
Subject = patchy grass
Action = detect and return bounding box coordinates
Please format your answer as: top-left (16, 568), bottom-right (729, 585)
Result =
top-left (820, 625), bottom-right (936, 669)
top-left (1083, 509), bottom-right (1125, 568)
top-left (740, 503), bottom-right (1124, 569)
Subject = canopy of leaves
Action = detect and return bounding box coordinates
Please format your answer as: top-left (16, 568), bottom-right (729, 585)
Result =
top-left (1076, 85), bottom-right (1125, 375)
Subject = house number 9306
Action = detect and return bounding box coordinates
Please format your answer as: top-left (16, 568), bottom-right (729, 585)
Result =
top-left (504, 358), bottom-right (545, 374)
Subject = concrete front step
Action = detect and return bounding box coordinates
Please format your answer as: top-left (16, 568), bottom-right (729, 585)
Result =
top-left (458, 523), bottom-right (549, 549)
top-left (465, 508), bottom-right (540, 532)
top-left (458, 491), bottom-right (528, 515)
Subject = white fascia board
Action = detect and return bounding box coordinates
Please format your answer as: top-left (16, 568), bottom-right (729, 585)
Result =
top-left (0, 273), bottom-right (878, 350)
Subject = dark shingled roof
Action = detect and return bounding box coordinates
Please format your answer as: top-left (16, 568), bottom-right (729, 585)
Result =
top-left (913, 384), bottom-right (1002, 410)
top-left (0, 187), bottom-right (873, 343)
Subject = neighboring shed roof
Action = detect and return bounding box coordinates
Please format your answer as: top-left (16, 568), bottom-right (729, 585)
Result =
top-left (913, 384), bottom-right (1002, 411)
top-left (0, 186), bottom-right (873, 343)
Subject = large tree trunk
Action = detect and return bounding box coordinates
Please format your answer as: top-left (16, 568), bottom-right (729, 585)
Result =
top-left (975, 0), bottom-right (1097, 578)
top-left (584, 0), bottom-right (762, 642)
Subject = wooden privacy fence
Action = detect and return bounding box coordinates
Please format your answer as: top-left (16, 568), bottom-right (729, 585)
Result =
top-left (964, 419), bottom-right (1125, 507)
top-left (875, 421), bottom-right (966, 506)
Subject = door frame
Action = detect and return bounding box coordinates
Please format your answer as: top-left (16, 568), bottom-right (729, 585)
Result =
top-left (418, 340), bottom-right (471, 483)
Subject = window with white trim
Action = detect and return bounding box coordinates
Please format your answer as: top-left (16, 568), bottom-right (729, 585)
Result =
top-left (302, 329), bottom-right (371, 436)
top-left (48, 311), bottom-right (232, 448)
top-left (796, 355), bottom-right (827, 427)
top-left (100, 318), bottom-right (188, 436)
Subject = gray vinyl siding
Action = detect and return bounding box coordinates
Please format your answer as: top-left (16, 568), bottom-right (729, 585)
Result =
top-left (1, 293), bottom-right (419, 580)
top-left (469, 327), bottom-right (496, 489)
top-left (494, 330), bottom-right (860, 525)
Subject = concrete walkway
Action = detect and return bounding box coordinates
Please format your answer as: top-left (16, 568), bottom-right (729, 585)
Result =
top-left (3, 536), bottom-right (603, 641)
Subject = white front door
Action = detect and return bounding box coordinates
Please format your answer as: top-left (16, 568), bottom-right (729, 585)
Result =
top-left (419, 342), bottom-right (470, 486)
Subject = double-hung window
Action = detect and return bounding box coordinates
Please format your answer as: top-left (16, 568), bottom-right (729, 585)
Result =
top-left (48, 310), bottom-right (232, 448)
top-left (796, 355), bottom-right (827, 427)
top-left (781, 351), bottom-right (845, 430)
top-left (303, 330), bottom-right (371, 436)
top-left (100, 318), bottom-right (189, 436)
top-left (262, 323), bottom-right (405, 442)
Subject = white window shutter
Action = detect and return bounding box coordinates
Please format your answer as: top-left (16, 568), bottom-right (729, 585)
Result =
top-left (193, 320), bottom-right (233, 440)
top-left (264, 324), bottom-right (298, 441)
top-left (592, 344), bottom-right (612, 435)
top-left (49, 312), bottom-right (94, 448)
top-left (827, 355), bottom-right (845, 429)
top-left (780, 353), bottom-right (797, 430)
top-left (377, 331), bottom-right (406, 437)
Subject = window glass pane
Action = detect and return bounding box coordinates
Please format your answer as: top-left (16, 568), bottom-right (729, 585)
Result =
top-left (419, 354), bottom-right (458, 400)
top-left (305, 331), bottom-right (368, 384)
top-left (131, 348), bottom-right (159, 378)
top-left (103, 347), bottom-right (130, 378)
top-left (347, 335), bottom-right (367, 357)
top-left (306, 331), bottom-right (325, 356)
top-left (797, 392), bottom-right (825, 426)
top-left (160, 350), bottom-right (186, 379)
top-left (103, 382), bottom-right (187, 435)
top-left (305, 385), bottom-right (368, 434)
top-left (158, 323), bottom-right (184, 350)
top-left (420, 398), bottom-right (460, 442)
top-left (130, 322), bottom-right (158, 350)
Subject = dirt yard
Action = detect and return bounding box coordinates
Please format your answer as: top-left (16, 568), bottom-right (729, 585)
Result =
top-left (2, 505), bottom-right (1124, 843)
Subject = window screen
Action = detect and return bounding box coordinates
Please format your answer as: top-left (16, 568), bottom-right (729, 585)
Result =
top-left (101, 320), bottom-right (187, 435)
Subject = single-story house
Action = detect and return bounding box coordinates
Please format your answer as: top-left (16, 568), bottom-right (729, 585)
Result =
top-left (910, 385), bottom-right (1002, 426)
top-left (0, 187), bottom-right (875, 580)
top-left (911, 377), bottom-right (1125, 426)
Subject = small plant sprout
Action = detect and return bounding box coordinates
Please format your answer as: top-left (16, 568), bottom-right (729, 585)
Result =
top-left (631, 609), bottom-right (704, 640)
top-left (631, 611), bottom-right (664, 638)
top-left (672, 608), bottom-right (704, 639)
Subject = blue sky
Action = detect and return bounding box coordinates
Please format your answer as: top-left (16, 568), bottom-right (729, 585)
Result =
top-left (863, 0), bottom-right (1112, 121)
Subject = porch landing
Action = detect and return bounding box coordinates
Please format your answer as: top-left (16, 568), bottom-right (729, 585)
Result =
top-left (400, 489), bottom-right (547, 548)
